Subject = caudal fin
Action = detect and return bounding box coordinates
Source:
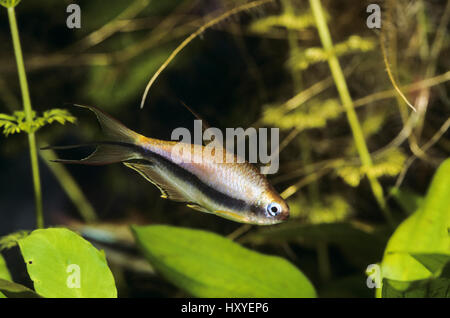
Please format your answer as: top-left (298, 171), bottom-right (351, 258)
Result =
top-left (44, 104), bottom-right (143, 165)
top-left (72, 104), bottom-right (140, 144)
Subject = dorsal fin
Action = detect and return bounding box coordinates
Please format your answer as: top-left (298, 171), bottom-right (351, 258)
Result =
top-left (178, 99), bottom-right (211, 131)
top-left (178, 100), bottom-right (218, 146)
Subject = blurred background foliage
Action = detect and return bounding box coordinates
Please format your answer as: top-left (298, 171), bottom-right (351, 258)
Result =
top-left (0, 0), bottom-right (449, 297)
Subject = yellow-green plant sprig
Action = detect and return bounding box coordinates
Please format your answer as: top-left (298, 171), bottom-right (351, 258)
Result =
top-left (0, 109), bottom-right (76, 136)
top-left (6, 5), bottom-right (44, 228)
top-left (309, 0), bottom-right (393, 226)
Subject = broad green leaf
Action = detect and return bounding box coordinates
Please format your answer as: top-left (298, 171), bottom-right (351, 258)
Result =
top-left (243, 222), bottom-right (388, 267)
top-left (381, 158), bottom-right (450, 290)
top-left (382, 278), bottom-right (450, 298)
top-left (0, 279), bottom-right (40, 298)
top-left (132, 225), bottom-right (316, 298)
top-left (0, 254), bottom-right (12, 298)
top-left (426, 278), bottom-right (450, 297)
top-left (18, 228), bottom-right (117, 298)
top-left (411, 254), bottom-right (450, 276)
top-left (441, 262), bottom-right (450, 278)
top-left (0, 255), bottom-right (11, 281)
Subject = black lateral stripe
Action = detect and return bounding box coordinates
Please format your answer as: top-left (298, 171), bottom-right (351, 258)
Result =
top-left (79, 140), bottom-right (251, 212)
top-left (134, 144), bottom-right (249, 212)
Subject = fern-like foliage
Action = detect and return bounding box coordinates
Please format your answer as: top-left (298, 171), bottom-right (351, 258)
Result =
top-left (0, 0), bottom-right (21, 8)
top-left (335, 149), bottom-right (407, 187)
top-left (0, 108), bottom-right (76, 136)
top-left (361, 109), bottom-right (389, 138)
top-left (289, 35), bottom-right (375, 70)
top-left (249, 10), bottom-right (319, 33)
top-left (289, 194), bottom-right (352, 224)
top-left (261, 98), bottom-right (341, 131)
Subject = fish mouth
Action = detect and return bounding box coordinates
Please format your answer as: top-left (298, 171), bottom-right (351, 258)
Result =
top-left (266, 211), bottom-right (289, 225)
top-left (279, 210), bottom-right (290, 221)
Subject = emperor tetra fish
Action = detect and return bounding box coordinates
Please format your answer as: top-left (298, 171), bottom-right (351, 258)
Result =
top-left (47, 105), bottom-right (289, 225)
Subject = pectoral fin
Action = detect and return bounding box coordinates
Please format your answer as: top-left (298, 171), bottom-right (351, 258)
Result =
top-left (123, 162), bottom-right (189, 202)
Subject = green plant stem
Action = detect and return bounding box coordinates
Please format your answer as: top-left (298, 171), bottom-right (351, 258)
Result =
top-left (309, 0), bottom-right (393, 226)
top-left (7, 7), bottom-right (44, 229)
top-left (0, 77), bottom-right (98, 224)
top-left (39, 149), bottom-right (98, 223)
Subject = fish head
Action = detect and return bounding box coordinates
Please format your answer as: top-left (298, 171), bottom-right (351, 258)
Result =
top-left (251, 190), bottom-right (290, 225)
top-left (212, 190), bottom-right (289, 225)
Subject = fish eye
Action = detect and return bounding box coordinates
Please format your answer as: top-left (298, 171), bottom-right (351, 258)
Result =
top-left (267, 202), bottom-right (282, 217)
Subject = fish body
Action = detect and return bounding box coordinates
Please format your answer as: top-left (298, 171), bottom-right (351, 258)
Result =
top-left (51, 105), bottom-right (289, 225)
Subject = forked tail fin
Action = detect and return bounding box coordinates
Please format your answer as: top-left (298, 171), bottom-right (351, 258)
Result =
top-left (42, 104), bottom-right (143, 165)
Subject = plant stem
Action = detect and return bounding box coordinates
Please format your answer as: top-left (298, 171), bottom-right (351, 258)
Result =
top-left (0, 76), bottom-right (98, 224)
top-left (40, 149), bottom-right (98, 223)
top-left (309, 0), bottom-right (393, 226)
top-left (7, 7), bottom-right (44, 229)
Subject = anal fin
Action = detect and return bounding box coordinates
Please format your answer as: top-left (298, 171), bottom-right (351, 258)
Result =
top-left (123, 162), bottom-right (188, 202)
top-left (186, 203), bottom-right (210, 213)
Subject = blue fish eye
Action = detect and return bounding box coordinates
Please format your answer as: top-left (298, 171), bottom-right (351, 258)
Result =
top-left (267, 202), bottom-right (282, 217)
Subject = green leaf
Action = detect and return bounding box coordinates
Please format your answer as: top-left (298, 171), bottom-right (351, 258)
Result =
top-left (0, 254), bottom-right (12, 298)
top-left (132, 225), bottom-right (316, 298)
top-left (18, 228), bottom-right (117, 298)
top-left (382, 278), bottom-right (450, 298)
top-left (243, 222), bottom-right (388, 267)
top-left (0, 279), bottom-right (40, 298)
top-left (411, 253), bottom-right (450, 276)
top-left (0, 256), bottom-right (11, 281)
top-left (381, 158), bottom-right (450, 289)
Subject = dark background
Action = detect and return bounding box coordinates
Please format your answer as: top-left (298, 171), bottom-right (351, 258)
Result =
top-left (0, 0), bottom-right (448, 297)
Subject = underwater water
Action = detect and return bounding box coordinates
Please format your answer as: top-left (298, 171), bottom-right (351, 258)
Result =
top-left (0, 0), bottom-right (449, 300)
